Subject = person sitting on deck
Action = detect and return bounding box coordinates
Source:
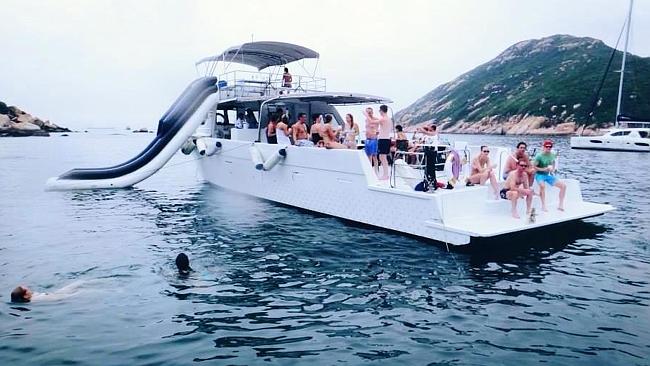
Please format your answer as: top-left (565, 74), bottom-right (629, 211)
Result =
top-left (235, 111), bottom-right (246, 129)
top-left (468, 145), bottom-right (500, 200)
top-left (501, 160), bottom-right (534, 219)
top-left (266, 114), bottom-right (278, 144)
top-left (503, 141), bottom-right (534, 186)
top-left (310, 114), bottom-right (324, 146)
top-left (292, 113), bottom-right (314, 147)
top-left (533, 139), bottom-right (566, 212)
top-left (245, 108), bottom-right (258, 129)
top-left (321, 114), bottom-right (348, 149)
top-left (395, 125), bottom-right (410, 152)
top-left (276, 115), bottom-right (292, 145)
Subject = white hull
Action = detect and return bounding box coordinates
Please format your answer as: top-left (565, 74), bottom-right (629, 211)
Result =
top-left (198, 139), bottom-right (614, 246)
top-left (570, 128), bottom-right (650, 152)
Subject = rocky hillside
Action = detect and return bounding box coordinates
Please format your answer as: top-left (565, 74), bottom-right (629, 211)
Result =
top-left (395, 34), bottom-right (650, 135)
top-left (0, 101), bottom-right (69, 136)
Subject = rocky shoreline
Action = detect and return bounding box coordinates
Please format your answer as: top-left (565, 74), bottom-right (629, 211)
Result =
top-left (407, 114), bottom-right (606, 136)
top-left (0, 101), bottom-right (70, 137)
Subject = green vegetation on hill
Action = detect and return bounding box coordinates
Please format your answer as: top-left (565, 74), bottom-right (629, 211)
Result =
top-left (396, 34), bottom-right (650, 127)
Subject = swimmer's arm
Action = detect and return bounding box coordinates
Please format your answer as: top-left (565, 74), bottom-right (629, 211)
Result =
top-left (35, 280), bottom-right (86, 300)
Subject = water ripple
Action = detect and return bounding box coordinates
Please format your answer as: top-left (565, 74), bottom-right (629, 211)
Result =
top-left (1, 134), bottom-right (649, 364)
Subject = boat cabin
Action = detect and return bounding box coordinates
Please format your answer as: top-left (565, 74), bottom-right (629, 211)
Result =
top-left (195, 41), bottom-right (390, 143)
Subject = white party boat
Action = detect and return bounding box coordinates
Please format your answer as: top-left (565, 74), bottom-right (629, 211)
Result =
top-left (47, 41), bottom-right (613, 245)
top-left (570, 0), bottom-right (650, 152)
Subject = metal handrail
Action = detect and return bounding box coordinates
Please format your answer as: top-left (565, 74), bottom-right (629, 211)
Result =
top-left (216, 70), bottom-right (326, 99)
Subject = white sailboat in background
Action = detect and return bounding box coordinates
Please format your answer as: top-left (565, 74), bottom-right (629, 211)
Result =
top-left (571, 0), bottom-right (650, 152)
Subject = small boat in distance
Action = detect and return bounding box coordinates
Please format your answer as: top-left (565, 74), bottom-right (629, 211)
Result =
top-left (571, 0), bottom-right (650, 152)
top-left (46, 41), bottom-right (614, 246)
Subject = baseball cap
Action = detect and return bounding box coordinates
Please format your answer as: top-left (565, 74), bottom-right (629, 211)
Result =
top-left (543, 139), bottom-right (553, 147)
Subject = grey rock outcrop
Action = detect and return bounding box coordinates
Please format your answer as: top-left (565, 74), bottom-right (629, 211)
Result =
top-left (0, 100), bottom-right (70, 137)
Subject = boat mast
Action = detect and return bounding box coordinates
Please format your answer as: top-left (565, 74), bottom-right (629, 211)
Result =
top-left (616, 0), bottom-right (633, 125)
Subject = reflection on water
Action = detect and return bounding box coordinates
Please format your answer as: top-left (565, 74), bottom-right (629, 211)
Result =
top-left (1, 133), bottom-right (649, 365)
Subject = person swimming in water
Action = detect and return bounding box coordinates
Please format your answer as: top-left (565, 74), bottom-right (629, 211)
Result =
top-left (175, 253), bottom-right (192, 276)
top-left (10, 281), bottom-right (85, 303)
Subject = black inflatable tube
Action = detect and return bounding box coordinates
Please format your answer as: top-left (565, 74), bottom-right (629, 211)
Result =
top-left (60, 77), bottom-right (218, 180)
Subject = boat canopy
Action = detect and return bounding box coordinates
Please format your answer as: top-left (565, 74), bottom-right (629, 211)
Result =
top-left (274, 92), bottom-right (391, 106)
top-left (196, 42), bottom-right (319, 70)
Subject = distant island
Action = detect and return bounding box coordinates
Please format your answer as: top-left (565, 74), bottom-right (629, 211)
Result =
top-left (396, 34), bottom-right (650, 135)
top-left (0, 101), bottom-right (70, 137)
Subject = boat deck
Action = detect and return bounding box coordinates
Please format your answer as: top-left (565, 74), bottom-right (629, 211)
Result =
top-left (371, 178), bottom-right (614, 240)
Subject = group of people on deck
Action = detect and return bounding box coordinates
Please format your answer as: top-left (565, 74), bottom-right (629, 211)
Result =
top-left (469, 139), bottom-right (566, 219)
top-left (265, 109), bottom-right (361, 150)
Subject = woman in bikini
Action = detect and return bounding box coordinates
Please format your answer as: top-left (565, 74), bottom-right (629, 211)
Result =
top-left (468, 145), bottom-right (500, 199)
top-left (342, 113), bottom-right (359, 149)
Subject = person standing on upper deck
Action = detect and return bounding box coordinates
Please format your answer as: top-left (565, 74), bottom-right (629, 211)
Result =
top-left (376, 105), bottom-right (392, 180)
top-left (363, 107), bottom-right (379, 174)
top-left (282, 67), bottom-right (292, 88)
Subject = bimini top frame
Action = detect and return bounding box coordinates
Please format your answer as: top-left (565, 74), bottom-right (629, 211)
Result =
top-left (270, 92), bottom-right (392, 106)
top-left (196, 41), bottom-right (319, 71)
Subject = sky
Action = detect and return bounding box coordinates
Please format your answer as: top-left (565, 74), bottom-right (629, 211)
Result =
top-left (1, 0), bottom-right (648, 130)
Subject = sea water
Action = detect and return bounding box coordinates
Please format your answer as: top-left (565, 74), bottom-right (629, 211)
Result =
top-left (1, 131), bottom-right (649, 365)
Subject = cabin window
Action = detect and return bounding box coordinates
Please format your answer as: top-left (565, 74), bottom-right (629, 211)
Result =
top-left (639, 131), bottom-right (649, 138)
top-left (611, 131), bottom-right (631, 136)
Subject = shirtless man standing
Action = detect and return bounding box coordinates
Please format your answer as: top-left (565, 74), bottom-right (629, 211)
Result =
top-left (376, 105), bottom-right (392, 180)
top-left (292, 113), bottom-right (314, 147)
top-left (501, 160), bottom-right (534, 218)
top-left (363, 107), bottom-right (379, 174)
top-left (468, 145), bottom-right (500, 199)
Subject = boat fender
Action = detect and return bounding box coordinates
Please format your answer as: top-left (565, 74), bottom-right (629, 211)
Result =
top-left (196, 138), bottom-right (209, 156)
top-left (250, 145), bottom-right (265, 170)
top-left (196, 138), bottom-right (220, 156)
top-left (262, 148), bottom-right (287, 171)
top-left (212, 141), bottom-right (222, 155)
top-left (180, 138), bottom-right (196, 155)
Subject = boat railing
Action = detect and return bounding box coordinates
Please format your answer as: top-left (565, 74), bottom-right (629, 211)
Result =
top-left (619, 121), bottom-right (650, 129)
top-left (392, 146), bottom-right (449, 186)
top-left (215, 70), bottom-right (326, 99)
